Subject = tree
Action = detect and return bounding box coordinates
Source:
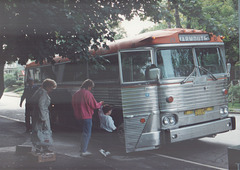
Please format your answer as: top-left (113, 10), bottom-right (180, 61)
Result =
top-left (0, 0), bottom-right (160, 99)
top-left (140, 0), bottom-right (238, 68)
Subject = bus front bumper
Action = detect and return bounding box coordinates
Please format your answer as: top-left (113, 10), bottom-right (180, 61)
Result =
top-left (166, 117), bottom-right (235, 143)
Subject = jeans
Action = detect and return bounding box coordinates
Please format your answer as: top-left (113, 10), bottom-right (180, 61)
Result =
top-left (79, 119), bottom-right (92, 153)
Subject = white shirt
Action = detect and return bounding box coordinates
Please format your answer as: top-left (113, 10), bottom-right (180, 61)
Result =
top-left (98, 109), bottom-right (116, 132)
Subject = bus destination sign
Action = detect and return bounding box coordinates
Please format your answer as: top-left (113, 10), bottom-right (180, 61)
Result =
top-left (179, 34), bottom-right (210, 42)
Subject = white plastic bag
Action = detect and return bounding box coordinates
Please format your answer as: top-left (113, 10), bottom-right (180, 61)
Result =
top-left (37, 129), bottom-right (53, 146)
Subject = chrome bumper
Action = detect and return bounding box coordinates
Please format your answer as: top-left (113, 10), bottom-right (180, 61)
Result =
top-left (166, 117), bottom-right (235, 143)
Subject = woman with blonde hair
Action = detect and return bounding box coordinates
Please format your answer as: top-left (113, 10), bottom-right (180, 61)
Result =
top-left (31, 78), bottom-right (57, 153)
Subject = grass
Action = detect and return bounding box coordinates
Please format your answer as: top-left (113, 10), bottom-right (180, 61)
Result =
top-left (228, 102), bottom-right (240, 111)
top-left (4, 85), bottom-right (24, 95)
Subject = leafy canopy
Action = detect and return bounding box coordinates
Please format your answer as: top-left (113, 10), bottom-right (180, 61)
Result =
top-left (0, 0), bottom-right (160, 65)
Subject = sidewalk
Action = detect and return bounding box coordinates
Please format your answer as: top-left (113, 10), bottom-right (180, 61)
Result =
top-left (3, 92), bottom-right (21, 98)
top-left (230, 108), bottom-right (240, 114)
top-left (0, 119), bottom-right (123, 170)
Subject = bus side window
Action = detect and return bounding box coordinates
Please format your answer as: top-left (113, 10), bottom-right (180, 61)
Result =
top-left (89, 55), bottom-right (119, 81)
top-left (62, 62), bottom-right (87, 82)
top-left (41, 66), bottom-right (56, 81)
top-left (33, 68), bottom-right (41, 83)
top-left (121, 51), bottom-right (151, 82)
top-left (26, 69), bottom-right (34, 82)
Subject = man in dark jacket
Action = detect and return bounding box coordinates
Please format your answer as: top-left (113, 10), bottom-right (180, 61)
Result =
top-left (20, 78), bottom-right (38, 132)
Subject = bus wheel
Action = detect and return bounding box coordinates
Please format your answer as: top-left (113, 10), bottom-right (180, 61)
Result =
top-left (117, 123), bottom-right (125, 144)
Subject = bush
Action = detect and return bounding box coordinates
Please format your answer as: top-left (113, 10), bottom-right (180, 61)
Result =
top-left (4, 71), bottom-right (24, 88)
top-left (16, 80), bottom-right (24, 86)
top-left (228, 83), bottom-right (240, 106)
top-left (4, 74), bottom-right (17, 87)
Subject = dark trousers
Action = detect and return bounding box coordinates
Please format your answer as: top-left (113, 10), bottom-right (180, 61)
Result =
top-left (25, 104), bottom-right (32, 130)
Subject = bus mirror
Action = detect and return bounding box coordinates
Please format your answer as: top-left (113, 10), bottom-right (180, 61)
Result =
top-left (149, 68), bottom-right (160, 80)
top-left (227, 63), bottom-right (231, 77)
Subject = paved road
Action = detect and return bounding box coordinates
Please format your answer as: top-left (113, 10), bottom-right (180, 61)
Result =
top-left (0, 92), bottom-right (239, 169)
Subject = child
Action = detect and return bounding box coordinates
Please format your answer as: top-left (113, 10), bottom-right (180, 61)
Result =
top-left (98, 104), bottom-right (116, 132)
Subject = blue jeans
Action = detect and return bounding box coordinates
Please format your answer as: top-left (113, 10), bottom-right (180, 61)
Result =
top-left (79, 119), bottom-right (92, 153)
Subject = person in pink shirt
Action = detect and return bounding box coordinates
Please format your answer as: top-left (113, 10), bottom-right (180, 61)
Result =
top-left (72, 79), bottom-right (103, 156)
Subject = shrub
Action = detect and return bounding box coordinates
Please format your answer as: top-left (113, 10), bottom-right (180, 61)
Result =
top-left (4, 74), bottom-right (17, 88)
top-left (228, 83), bottom-right (240, 106)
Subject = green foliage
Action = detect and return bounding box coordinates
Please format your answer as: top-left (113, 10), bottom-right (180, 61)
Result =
top-left (4, 70), bottom-right (23, 88)
top-left (4, 74), bottom-right (17, 88)
top-left (140, 0), bottom-right (238, 67)
top-left (228, 83), bottom-right (240, 105)
top-left (0, 0), bottom-right (160, 65)
top-left (228, 102), bottom-right (240, 111)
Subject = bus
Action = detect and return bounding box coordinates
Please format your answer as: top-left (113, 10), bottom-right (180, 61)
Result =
top-left (25, 28), bottom-right (236, 153)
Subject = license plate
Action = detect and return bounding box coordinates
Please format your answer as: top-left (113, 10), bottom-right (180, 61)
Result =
top-left (195, 108), bottom-right (205, 116)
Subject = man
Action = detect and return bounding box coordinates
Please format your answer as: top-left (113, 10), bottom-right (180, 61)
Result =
top-left (72, 79), bottom-right (103, 156)
top-left (20, 78), bottom-right (38, 132)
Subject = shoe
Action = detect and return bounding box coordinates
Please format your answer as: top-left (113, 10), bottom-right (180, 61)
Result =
top-left (80, 151), bottom-right (92, 156)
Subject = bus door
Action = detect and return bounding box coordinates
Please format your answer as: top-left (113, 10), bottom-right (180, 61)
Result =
top-left (118, 48), bottom-right (161, 153)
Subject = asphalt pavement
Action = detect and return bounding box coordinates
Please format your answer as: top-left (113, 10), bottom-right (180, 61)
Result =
top-left (0, 92), bottom-right (236, 170)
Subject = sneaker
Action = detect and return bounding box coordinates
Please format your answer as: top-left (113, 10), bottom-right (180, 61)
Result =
top-left (80, 151), bottom-right (92, 156)
top-left (99, 149), bottom-right (111, 157)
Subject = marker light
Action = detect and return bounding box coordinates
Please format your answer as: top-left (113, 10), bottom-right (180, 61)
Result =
top-left (222, 89), bottom-right (228, 95)
top-left (140, 118), bottom-right (145, 124)
top-left (166, 96), bottom-right (174, 103)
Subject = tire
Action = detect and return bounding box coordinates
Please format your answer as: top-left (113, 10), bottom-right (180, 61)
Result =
top-left (117, 123), bottom-right (125, 144)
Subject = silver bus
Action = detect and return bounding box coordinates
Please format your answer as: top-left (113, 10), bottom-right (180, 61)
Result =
top-left (25, 28), bottom-right (236, 153)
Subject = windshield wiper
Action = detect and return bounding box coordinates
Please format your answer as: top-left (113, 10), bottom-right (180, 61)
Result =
top-left (180, 66), bottom-right (218, 84)
top-left (198, 66), bottom-right (217, 81)
top-left (180, 66), bottom-right (197, 84)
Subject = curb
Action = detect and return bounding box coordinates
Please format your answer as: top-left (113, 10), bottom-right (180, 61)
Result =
top-left (3, 92), bottom-right (20, 98)
top-left (229, 111), bottom-right (240, 114)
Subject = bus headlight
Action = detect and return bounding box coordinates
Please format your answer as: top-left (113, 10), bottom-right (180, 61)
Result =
top-left (224, 107), bottom-right (228, 114)
top-left (220, 108), bottom-right (224, 114)
top-left (169, 116), bottom-right (176, 125)
top-left (163, 117), bottom-right (169, 125)
top-left (220, 106), bottom-right (228, 115)
top-left (162, 115), bottom-right (177, 127)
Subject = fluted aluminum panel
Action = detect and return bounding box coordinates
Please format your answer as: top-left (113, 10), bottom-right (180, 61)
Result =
top-left (159, 79), bottom-right (228, 112)
top-left (121, 85), bottom-right (159, 152)
top-left (93, 85), bottom-right (122, 107)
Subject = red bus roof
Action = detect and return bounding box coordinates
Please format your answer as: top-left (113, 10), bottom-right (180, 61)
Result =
top-left (26, 28), bottom-right (222, 67)
top-left (93, 28), bottom-right (222, 55)
top-left (26, 56), bottom-right (70, 68)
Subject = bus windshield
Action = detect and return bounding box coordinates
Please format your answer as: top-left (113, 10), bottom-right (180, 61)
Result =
top-left (157, 47), bottom-right (225, 79)
top-left (195, 47), bottom-right (225, 74)
top-left (157, 48), bottom-right (195, 79)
